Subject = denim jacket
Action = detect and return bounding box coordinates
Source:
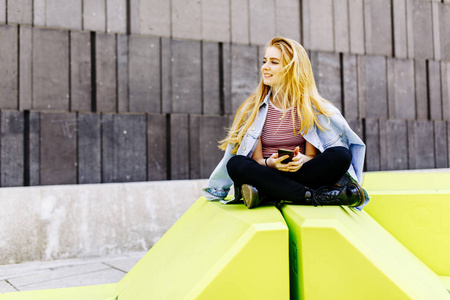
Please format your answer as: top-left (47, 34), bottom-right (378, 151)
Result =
top-left (203, 91), bottom-right (369, 209)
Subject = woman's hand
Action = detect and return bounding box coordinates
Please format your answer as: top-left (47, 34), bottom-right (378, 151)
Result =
top-left (267, 147), bottom-right (303, 172)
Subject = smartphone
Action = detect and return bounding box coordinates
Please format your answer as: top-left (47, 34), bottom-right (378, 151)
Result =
top-left (278, 149), bottom-right (294, 164)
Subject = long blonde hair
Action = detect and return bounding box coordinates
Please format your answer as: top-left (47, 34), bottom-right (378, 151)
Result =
top-left (220, 37), bottom-right (333, 154)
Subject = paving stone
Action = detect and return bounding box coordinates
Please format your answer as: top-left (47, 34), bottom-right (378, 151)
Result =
top-left (0, 280), bottom-right (17, 293)
top-left (202, 0), bottom-right (230, 42)
top-left (249, 0), bottom-right (276, 45)
top-left (231, 0), bottom-right (249, 44)
top-left (101, 252), bottom-right (146, 272)
top-left (0, 25), bottom-right (18, 109)
top-left (106, 0), bottom-right (127, 33)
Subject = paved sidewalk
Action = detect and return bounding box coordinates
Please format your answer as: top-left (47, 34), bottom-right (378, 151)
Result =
top-left (0, 252), bottom-right (146, 293)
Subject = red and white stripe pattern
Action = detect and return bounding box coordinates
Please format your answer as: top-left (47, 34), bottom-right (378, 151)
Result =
top-left (261, 101), bottom-right (306, 158)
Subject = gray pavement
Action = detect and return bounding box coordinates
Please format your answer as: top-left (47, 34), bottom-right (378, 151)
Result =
top-left (0, 252), bottom-right (146, 293)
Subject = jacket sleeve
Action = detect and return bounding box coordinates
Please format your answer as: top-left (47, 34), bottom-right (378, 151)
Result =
top-left (202, 144), bottom-right (235, 200)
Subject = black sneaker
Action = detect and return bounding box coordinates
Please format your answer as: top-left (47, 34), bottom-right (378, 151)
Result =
top-left (305, 182), bottom-right (364, 207)
top-left (241, 184), bottom-right (260, 209)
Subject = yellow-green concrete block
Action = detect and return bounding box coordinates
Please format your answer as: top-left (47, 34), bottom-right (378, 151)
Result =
top-left (363, 190), bottom-right (450, 276)
top-left (281, 205), bottom-right (449, 300)
top-left (1, 198), bottom-right (288, 299)
top-left (363, 171), bottom-right (450, 191)
top-left (116, 197), bottom-right (289, 299)
top-left (0, 284), bottom-right (117, 300)
top-left (363, 171), bottom-right (450, 276)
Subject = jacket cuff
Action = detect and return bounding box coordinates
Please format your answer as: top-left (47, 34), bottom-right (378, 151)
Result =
top-left (203, 187), bottom-right (229, 200)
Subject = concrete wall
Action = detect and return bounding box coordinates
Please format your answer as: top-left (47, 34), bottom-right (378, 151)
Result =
top-left (0, 0), bottom-right (449, 186)
top-left (0, 179), bottom-right (207, 264)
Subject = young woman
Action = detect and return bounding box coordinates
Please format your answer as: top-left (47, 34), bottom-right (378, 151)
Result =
top-left (203, 37), bottom-right (368, 210)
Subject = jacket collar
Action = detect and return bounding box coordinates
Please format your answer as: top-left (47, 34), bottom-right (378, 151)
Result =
top-left (259, 89), bottom-right (272, 108)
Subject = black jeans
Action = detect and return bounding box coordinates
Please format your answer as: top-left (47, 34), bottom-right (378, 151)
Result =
top-left (226, 146), bottom-right (352, 203)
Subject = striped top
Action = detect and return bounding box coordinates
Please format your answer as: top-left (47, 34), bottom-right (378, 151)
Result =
top-left (261, 101), bottom-right (306, 158)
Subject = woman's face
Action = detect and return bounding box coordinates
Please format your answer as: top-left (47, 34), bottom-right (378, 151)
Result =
top-left (262, 46), bottom-right (283, 88)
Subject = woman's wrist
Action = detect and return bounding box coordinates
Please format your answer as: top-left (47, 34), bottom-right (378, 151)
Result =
top-left (265, 158), bottom-right (269, 167)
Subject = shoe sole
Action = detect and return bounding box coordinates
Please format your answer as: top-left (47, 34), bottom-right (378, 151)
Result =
top-left (241, 184), bottom-right (259, 209)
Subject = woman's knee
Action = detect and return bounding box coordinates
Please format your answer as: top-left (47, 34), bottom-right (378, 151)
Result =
top-left (325, 146), bottom-right (352, 169)
top-left (226, 155), bottom-right (247, 177)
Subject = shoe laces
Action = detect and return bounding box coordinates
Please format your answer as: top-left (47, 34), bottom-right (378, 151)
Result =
top-left (314, 188), bottom-right (342, 205)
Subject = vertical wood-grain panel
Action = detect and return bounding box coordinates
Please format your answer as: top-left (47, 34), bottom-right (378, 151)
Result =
top-left (102, 114), bottom-right (147, 182)
top-left (117, 34), bottom-right (129, 112)
top-left (231, 44), bottom-right (258, 113)
top-left (96, 33), bottom-right (117, 112)
top-left (78, 113), bottom-right (101, 184)
top-left (70, 31), bottom-right (91, 112)
top-left (1, 111), bottom-right (24, 187)
top-left (147, 114), bottom-right (167, 180)
top-left (170, 114), bottom-right (189, 179)
top-left (129, 36), bottom-right (161, 113)
top-left (171, 39), bottom-right (202, 113)
top-left (407, 120), bottom-right (435, 169)
top-left (33, 28), bottom-right (69, 111)
top-left (40, 112), bottom-right (77, 185)
top-left (0, 25), bottom-right (18, 109)
top-left (19, 26), bottom-right (32, 110)
top-left (203, 42), bottom-right (221, 115)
